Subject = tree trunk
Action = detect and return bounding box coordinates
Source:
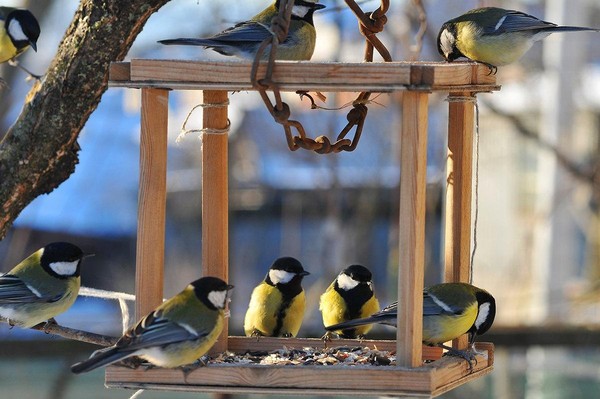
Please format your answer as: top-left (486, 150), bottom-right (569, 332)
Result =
top-left (0, 0), bottom-right (170, 238)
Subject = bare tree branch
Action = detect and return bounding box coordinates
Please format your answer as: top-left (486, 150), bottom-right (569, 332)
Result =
top-left (409, 0), bottom-right (427, 61)
top-left (1, 317), bottom-right (117, 346)
top-left (483, 99), bottom-right (600, 190)
top-left (0, 0), bottom-right (171, 238)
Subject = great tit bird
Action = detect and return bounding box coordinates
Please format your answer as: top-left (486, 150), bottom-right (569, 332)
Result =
top-left (319, 264), bottom-right (380, 339)
top-left (438, 7), bottom-right (600, 72)
top-left (159, 0), bottom-right (326, 61)
top-left (244, 257), bottom-right (309, 337)
top-left (71, 276), bottom-right (233, 373)
top-left (325, 282), bottom-right (496, 358)
top-left (0, 242), bottom-right (86, 328)
top-left (0, 7), bottom-right (40, 64)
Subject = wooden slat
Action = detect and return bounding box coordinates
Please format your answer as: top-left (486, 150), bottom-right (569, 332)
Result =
top-left (444, 92), bottom-right (476, 351)
top-left (104, 343), bottom-right (494, 396)
top-left (397, 91), bottom-right (429, 367)
top-left (135, 88), bottom-right (168, 320)
top-left (107, 60), bottom-right (499, 92)
top-left (106, 364), bottom-right (433, 393)
top-left (201, 90), bottom-right (230, 353)
top-left (108, 61), bottom-right (130, 81)
top-left (226, 337), bottom-right (443, 361)
top-left (430, 343), bottom-right (494, 396)
top-left (444, 92), bottom-right (475, 283)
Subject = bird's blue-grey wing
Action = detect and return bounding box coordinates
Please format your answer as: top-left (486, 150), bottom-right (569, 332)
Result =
top-left (115, 311), bottom-right (207, 351)
top-left (484, 10), bottom-right (557, 35)
top-left (210, 22), bottom-right (273, 43)
top-left (0, 274), bottom-right (62, 303)
top-left (423, 291), bottom-right (463, 316)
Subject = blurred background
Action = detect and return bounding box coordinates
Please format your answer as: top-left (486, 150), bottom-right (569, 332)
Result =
top-left (1, 0), bottom-right (599, 398)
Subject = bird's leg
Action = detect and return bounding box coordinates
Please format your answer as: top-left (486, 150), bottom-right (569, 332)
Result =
top-left (118, 356), bottom-right (145, 369)
top-left (181, 357), bottom-right (208, 382)
top-left (320, 331), bottom-right (335, 342)
top-left (439, 343), bottom-right (478, 371)
top-left (250, 329), bottom-right (264, 342)
top-left (478, 61), bottom-right (498, 75)
top-left (7, 60), bottom-right (42, 81)
top-left (42, 318), bottom-right (58, 333)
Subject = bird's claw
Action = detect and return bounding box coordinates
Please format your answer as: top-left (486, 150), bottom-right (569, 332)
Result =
top-left (118, 356), bottom-right (145, 369)
top-left (43, 318), bottom-right (58, 333)
top-left (481, 62), bottom-right (498, 75)
top-left (440, 344), bottom-right (479, 372)
top-left (321, 331), bottom-right (334, 342)
top-left (250, 329), bottom-right (264, 341)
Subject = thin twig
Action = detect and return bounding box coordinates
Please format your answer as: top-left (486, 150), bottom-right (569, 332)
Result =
top-left (483, 99), bottom-right (599, 187)
top-left (0, 317), bottom-right (118, 347)
top-left (410, 0), bottom-right (428, 61)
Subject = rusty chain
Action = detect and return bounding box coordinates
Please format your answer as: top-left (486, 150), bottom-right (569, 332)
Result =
top-left (252, 0), bottom-right (391, 154)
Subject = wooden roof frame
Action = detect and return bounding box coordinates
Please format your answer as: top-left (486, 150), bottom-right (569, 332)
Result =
top-left (105, 60), bottom-right (500, 397)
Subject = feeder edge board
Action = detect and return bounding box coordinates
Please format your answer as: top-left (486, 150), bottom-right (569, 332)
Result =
top-left (108, 60), bottom-right (500, 92)
top-left (226, 337), bottom-right (443, 360)
top-left (105, 343), bottom-right (493, 397)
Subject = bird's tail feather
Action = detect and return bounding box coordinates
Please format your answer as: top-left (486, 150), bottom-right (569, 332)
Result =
top-left (71, 346), bottom-right (134, 374)
top-left (325, 316), bottom-right (378, 332)
top-left (545, 26), bottom-right (600, 33)
top-left (158, 38), bottom-right (216, 47)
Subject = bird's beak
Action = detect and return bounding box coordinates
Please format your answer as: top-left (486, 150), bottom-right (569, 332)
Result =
top-left (300, 271), bottom-right (310, 276)
top-left (29, 41), bottom-right (37, 52)
top-left (83, 253), bottom-right (95, 259)
top-left (313, 3), bottom-right (326, 10)
top-left (226, 284), bottom-right (235, 290)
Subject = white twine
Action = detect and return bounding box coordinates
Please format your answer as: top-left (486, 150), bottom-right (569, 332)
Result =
top-left (176, 101), bottom-right (231, 143)
top-left (445, 94), bottom-right (480, 284)
top-left (129, 389), bottom-right (145, 399)
top-left (79, 287), bottom-right (166, 333)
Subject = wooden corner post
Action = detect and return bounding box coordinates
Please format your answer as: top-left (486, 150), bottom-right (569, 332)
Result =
top-left (445, 92), bottom-right (476, 349)
top-left (397, 91), bottom-right (429, 368)
top-left (201, 90), bottom-right (230, 353)
top-left (136, 88), bottom-right (169, 320)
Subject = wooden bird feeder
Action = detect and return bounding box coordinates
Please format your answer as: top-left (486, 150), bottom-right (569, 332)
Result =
top-left (105, 60), bottom-right (500, 397)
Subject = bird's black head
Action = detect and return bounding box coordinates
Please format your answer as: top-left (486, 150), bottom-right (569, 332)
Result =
top-left (469, 289), bottom-right (496, 337)
top-left (275, 0), bottom-right (326, 25)
top-left (437, 22), bottom-right (463, 62)
top-left (265, 256), bottom-right (309, 293)
top-left (342, 264), bottom-right (373, 283)
top-left (40, 242), bottom-right (85, 279)
top-left (6, 9), bottom-right (40, 51)
top-left (190, 276), bottom-right (234, 310)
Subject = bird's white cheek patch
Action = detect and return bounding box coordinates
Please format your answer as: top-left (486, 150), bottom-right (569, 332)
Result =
top-left (8, 20), bottom-right (28, 42)
top-left (337, 273), bottom-right (359, 291)
top-left (475, 302), bottom-right (491, 330)
top-left (208, 290), bottom-right (228, 309)
top-left (440, 29), bottom-right (455, 58)
top-left (49, 261), bottom-right (79, 276)
top-left (292, 5), bottom-right (310, 18)
top-left (269, 269), bottom-right (295, 285)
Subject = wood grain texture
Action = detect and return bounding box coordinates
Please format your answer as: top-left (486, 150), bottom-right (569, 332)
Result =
top-left (104, 342), bottom-right (494, 396)
top-left (135, 88), bottom-right (168, 321)
top-left (108, 60), bottom-right (499, 92)
top-left (201, 90), bottom-right (230, 353)
top-left (444, 93), bottom-right (476, 351)
top-left (397, 92), bottom-right (429, 368)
